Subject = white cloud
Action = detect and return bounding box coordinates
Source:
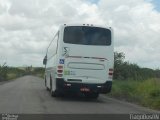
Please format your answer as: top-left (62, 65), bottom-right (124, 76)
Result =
top-left (97, 0), bottom-right (160, 68)
top-left (0, 0), bottom-right (160, 68)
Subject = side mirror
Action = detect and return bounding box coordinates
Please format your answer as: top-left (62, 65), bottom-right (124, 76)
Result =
top-left (43, 55), bottom-right (47, 65)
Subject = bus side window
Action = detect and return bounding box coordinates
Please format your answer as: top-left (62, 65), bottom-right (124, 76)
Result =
top-left (47, 32), bottom-right (59, 59)
top-left (56, 32), bottom-right (59, 53)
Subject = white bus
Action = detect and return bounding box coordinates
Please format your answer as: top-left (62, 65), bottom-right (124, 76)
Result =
top-left (43, 24), bottom-right (114, 99)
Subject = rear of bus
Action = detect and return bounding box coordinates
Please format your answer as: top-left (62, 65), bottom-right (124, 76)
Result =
top-left (56, 24), bottom-right (114, 98)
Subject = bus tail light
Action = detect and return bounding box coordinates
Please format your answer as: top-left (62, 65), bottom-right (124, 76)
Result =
top-left (57, 65), bottom-right (63, 77)
top-left (57, 65), bottom-right (63, 69)
top-left (108, 68), bottom-right (113, 77)
top-left (57, 70), bottom-right (63, 73)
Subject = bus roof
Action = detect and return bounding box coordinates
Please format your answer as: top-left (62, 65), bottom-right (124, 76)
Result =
top-left (59, 24), bottom-right (112, 30)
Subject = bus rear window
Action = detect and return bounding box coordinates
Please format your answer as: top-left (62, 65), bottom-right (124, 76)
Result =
top-left (63, 26), bottom-right (111, 46)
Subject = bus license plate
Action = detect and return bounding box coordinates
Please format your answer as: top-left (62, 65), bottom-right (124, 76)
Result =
top-left (80, 88), bottom-right (90, 92)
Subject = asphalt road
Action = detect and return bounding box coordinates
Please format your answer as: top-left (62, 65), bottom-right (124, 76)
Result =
top-left (0, 75), bottom-right (159, 114)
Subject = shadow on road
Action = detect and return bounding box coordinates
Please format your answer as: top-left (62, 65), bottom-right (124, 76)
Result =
top-left (52, 93), bottom-right (106, 103)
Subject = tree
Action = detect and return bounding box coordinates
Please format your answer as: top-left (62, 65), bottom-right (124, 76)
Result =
top-left (0, 62), bottom-right (8, 81)
top-left (114, 52), bottom-right (125, 80)
top-left (113, 52), bottom-right (157, 80)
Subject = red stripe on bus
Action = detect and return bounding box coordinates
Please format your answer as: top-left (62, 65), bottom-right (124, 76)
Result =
top-left (67, 56), bottom-right (108, 60)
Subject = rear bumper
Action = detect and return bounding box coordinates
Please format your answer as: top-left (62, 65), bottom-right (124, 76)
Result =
top-left (56, 78), bottom-right (112, 94)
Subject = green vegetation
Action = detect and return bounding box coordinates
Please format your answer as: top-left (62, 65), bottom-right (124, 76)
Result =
top-left (31, 67), bottom-right (44, 78)
top-left (109, 52), bottom-right (160, 110)
top-left (114, 52), bottom-right (160, 80)
top-left (109, 78), bottom-right (160, 110)
top-left (0, 63), bottom-right (8, 81)
top-left (0, 64), bottom-right (44, 81)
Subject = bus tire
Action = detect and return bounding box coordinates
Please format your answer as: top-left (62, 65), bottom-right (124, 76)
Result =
top-left (50, 77), bottom-right (60, 97)
top-left (46, 87), bottom-right (50, 91)
top-left (51, 90), bottom-right (59, 97)
top-left (45, 77), bottom-right (49, 91)
top-left (50, 76), bottom-right (54, 97)
top-left (51, 90), bottom-right (55, 97)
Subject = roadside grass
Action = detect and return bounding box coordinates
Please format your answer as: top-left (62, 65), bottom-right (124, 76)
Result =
top-left (7, 73), bottom-right (17, 80)
top-left (108, 78), bottom-right (160, 110)
top-left (0, 67), bottom-right (45, 81)
top-left (6, 72), bottom-right (44, 80)
top-left (34, 73), bottom-right (44, 78)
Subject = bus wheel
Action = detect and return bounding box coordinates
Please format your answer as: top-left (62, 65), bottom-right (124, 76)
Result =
top-left (51, 90), bottom-right (59, 97)
top-left (45, 77), bottom-right (47, 86)
top-left (51, 90), bottom-right (55, 97)
top-left (50, 77), bottom-right (54, 96)
top-left (46, 87), bottom-right (50, 91)
top-left (45, 77), bottom-right (49, 91)
top-left (50, 78), bottom-right (59, 97)
top-left (50, 87), bottom-right (56, 97)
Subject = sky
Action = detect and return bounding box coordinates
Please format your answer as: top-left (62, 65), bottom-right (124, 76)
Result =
top-left (151, 0), bottom-right (160, 11)
top-left (0, 0), bottom-right (160, 69)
